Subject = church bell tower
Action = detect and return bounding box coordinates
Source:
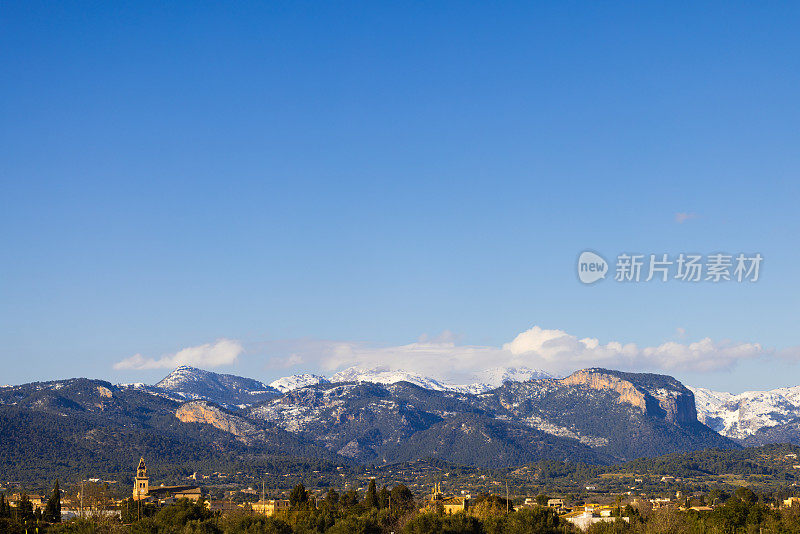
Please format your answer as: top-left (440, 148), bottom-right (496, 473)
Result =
top-left (133, 457), bottom-right (149, 500)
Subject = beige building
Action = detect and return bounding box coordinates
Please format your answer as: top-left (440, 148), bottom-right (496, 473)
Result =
top-left (423, 483), bottom-right (469, 514)
top-left (206, 500), bottom-right (242, 514)
top-left (132, 458), bottom-right (202, 503)
top-left (251, 499), bottom-right (291, 516)
top-left (783, 497), bottom-right (800, 508)
top-left (172, 488), bottom-right (202, 502)
top-left (10, 493), bottom-right (44, 511)
top-left (133, 458), bottom-right (150, 500)
top-left (442, 496), bottom-right (470, 514)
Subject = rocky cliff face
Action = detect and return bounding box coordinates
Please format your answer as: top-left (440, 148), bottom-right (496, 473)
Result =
top-left (655, 388), bottom-right (698, 424)
top-left (0, 367), bottom-right (740, 470)
top-left (560, 368), bottom-right (698, 424)
top-left (176, 401), bottom-right (259, 442)
top-left (560, 369), bottom-right (649, 413)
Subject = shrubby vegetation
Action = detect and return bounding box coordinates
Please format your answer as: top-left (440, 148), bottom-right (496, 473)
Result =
top-left (5, 482), bottom-right (800, 533)
top-left (584, 487), bottom-right (800, 534)
top-left (621, 445), bottom-right (792, 478)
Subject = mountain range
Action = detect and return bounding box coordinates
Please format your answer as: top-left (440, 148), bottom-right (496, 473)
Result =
top-left (149, 365), bottom-right (800, 446)
top-left (690, 385), bottom-right (800, 444)
top-left (0, 364), bottom-right (751, 480)
top-left (4, 363), bottom-right (800, 485)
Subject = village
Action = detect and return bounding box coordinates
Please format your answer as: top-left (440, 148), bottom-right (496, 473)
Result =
top-left (5, 455), bottom-right (800, 532)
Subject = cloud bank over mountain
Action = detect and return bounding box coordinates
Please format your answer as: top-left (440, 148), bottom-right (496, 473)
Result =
top-left (256, 325), bottom-right (774, 384)
top-left (115, 326), bottom-right (794, 384)
top-left (114, 339), bottom-right (244, 370)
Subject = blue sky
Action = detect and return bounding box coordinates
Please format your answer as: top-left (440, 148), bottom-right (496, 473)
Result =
top-left (1, 2), bottom-right (799, 392)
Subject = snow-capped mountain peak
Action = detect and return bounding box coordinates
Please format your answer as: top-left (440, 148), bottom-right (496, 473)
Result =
top-left (329, 367), bottom-right (455, 391)
top-left (154, 366), bottom-right (277, 408)
top-left (155, 365), bottom-right (213, 390)
top-left (269, 374), bottom-right (329, 393)
top-left (132, 365), bottom-right (800, 446)
top-left (689, 385), bottom-right (800, 439)
top-left (319, 365), bottom-right (554, 394)
top-left (477, 366), bottom-right (555, 386)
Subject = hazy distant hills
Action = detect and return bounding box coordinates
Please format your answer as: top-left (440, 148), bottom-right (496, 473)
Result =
top-left (0, 365), bottom-right (748, 481)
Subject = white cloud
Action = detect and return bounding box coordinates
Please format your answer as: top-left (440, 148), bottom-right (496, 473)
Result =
top-left (118, 327), bottom-right (776, 383)
top-left (675, 212), bottom-right (699, 224)
top-left (263, 326), bottom-right (768, 383)
top-left (114, 339), bottom-right (244, 370)
top-left (502, 326), bottom-right (764, 373)
top-left (319, 338), bottom-right (503, 384)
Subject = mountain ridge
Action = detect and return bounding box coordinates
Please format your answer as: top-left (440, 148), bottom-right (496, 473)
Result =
top-left (690, 384), bottom-right (800, 442)
top-left (7, 365), bottom-right (800, 446)
top-left (154, 365), bottom-right (280, 407)
top-left (0, 365), bottom-right (755, 473)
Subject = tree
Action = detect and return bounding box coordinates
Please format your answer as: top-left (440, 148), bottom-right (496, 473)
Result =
top-left (120, 497), bottom-right (157, 523)
top-left (403, 512), bottom-right (443, 534)
top-left (0, 494), bottom-right (9, 519)
top-left (327, 515), bottom-right (382, 534)
top-left (364, 479), bottom-right (378, 509)
top-left (442, 512), bottom-right (482, 534)
top-left (15, 493), bottom-right (34, 523)
top-left (289, 483), bottom-right (309, 510)
top-left (181, 518), bottom-right (222, 533)
top-left (389, 485), bottom-right (415, 513)
top-left (645, 507), bottom-right (689, 534)
top-left (153, 499), bottom-right (212, 530)
top-left (506, 507), bottom-right (561, 534)
top-left (340, 489), bottom-right (361, 511)
top-left (378, 485), bottom-right (389, 510)
top-left (323, 488), bottom-right (340, 510)
top-left (734, 487), bottom-right (757, 505)
top-left (536, 494), bottom-right (549, 506)
top-left (44, 479), bottom-right (61, 523)
top-left (471, 495), bottom-right (512, 519)
top-left (707, 488), bottom-right (730, 505)
top-left (224, 515), bottom-right (292, 534)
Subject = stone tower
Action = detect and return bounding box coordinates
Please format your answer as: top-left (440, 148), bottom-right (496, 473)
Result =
top-left (133, 457), bottom-right (149, 500)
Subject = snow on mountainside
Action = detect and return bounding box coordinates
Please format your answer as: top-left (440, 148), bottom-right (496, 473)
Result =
top-left (322, 366), bottom-right (552, 394)
top-left (269, 374), bottom-right (330, 393)
top-left (143, 366), bottom-right (800, 444)
top-left (136, 363), bottom-right (800, 444)
top-left (142, 364), bottom-right (555, 404)
top-left (155, 366), bottom-right (278, 407)
top-left (447, 367), bottom-right (555, 394)
top-left (329, 367), bottom-right (456, 391)
top-left (247, 367), bottom-right (736, 464)
top-left (478, 366), bottom-right (555, 385)
top-left (690, 385), bottom-right (800, 439)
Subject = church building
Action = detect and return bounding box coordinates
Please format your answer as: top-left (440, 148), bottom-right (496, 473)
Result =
top-left (132, 458), bottom-right (202, 503)
top-left (133, 457), bottom-right (149, 500)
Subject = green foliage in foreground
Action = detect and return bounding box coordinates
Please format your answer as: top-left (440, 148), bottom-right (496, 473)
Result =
top-left (8, 484), bottom-right (800, 533)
